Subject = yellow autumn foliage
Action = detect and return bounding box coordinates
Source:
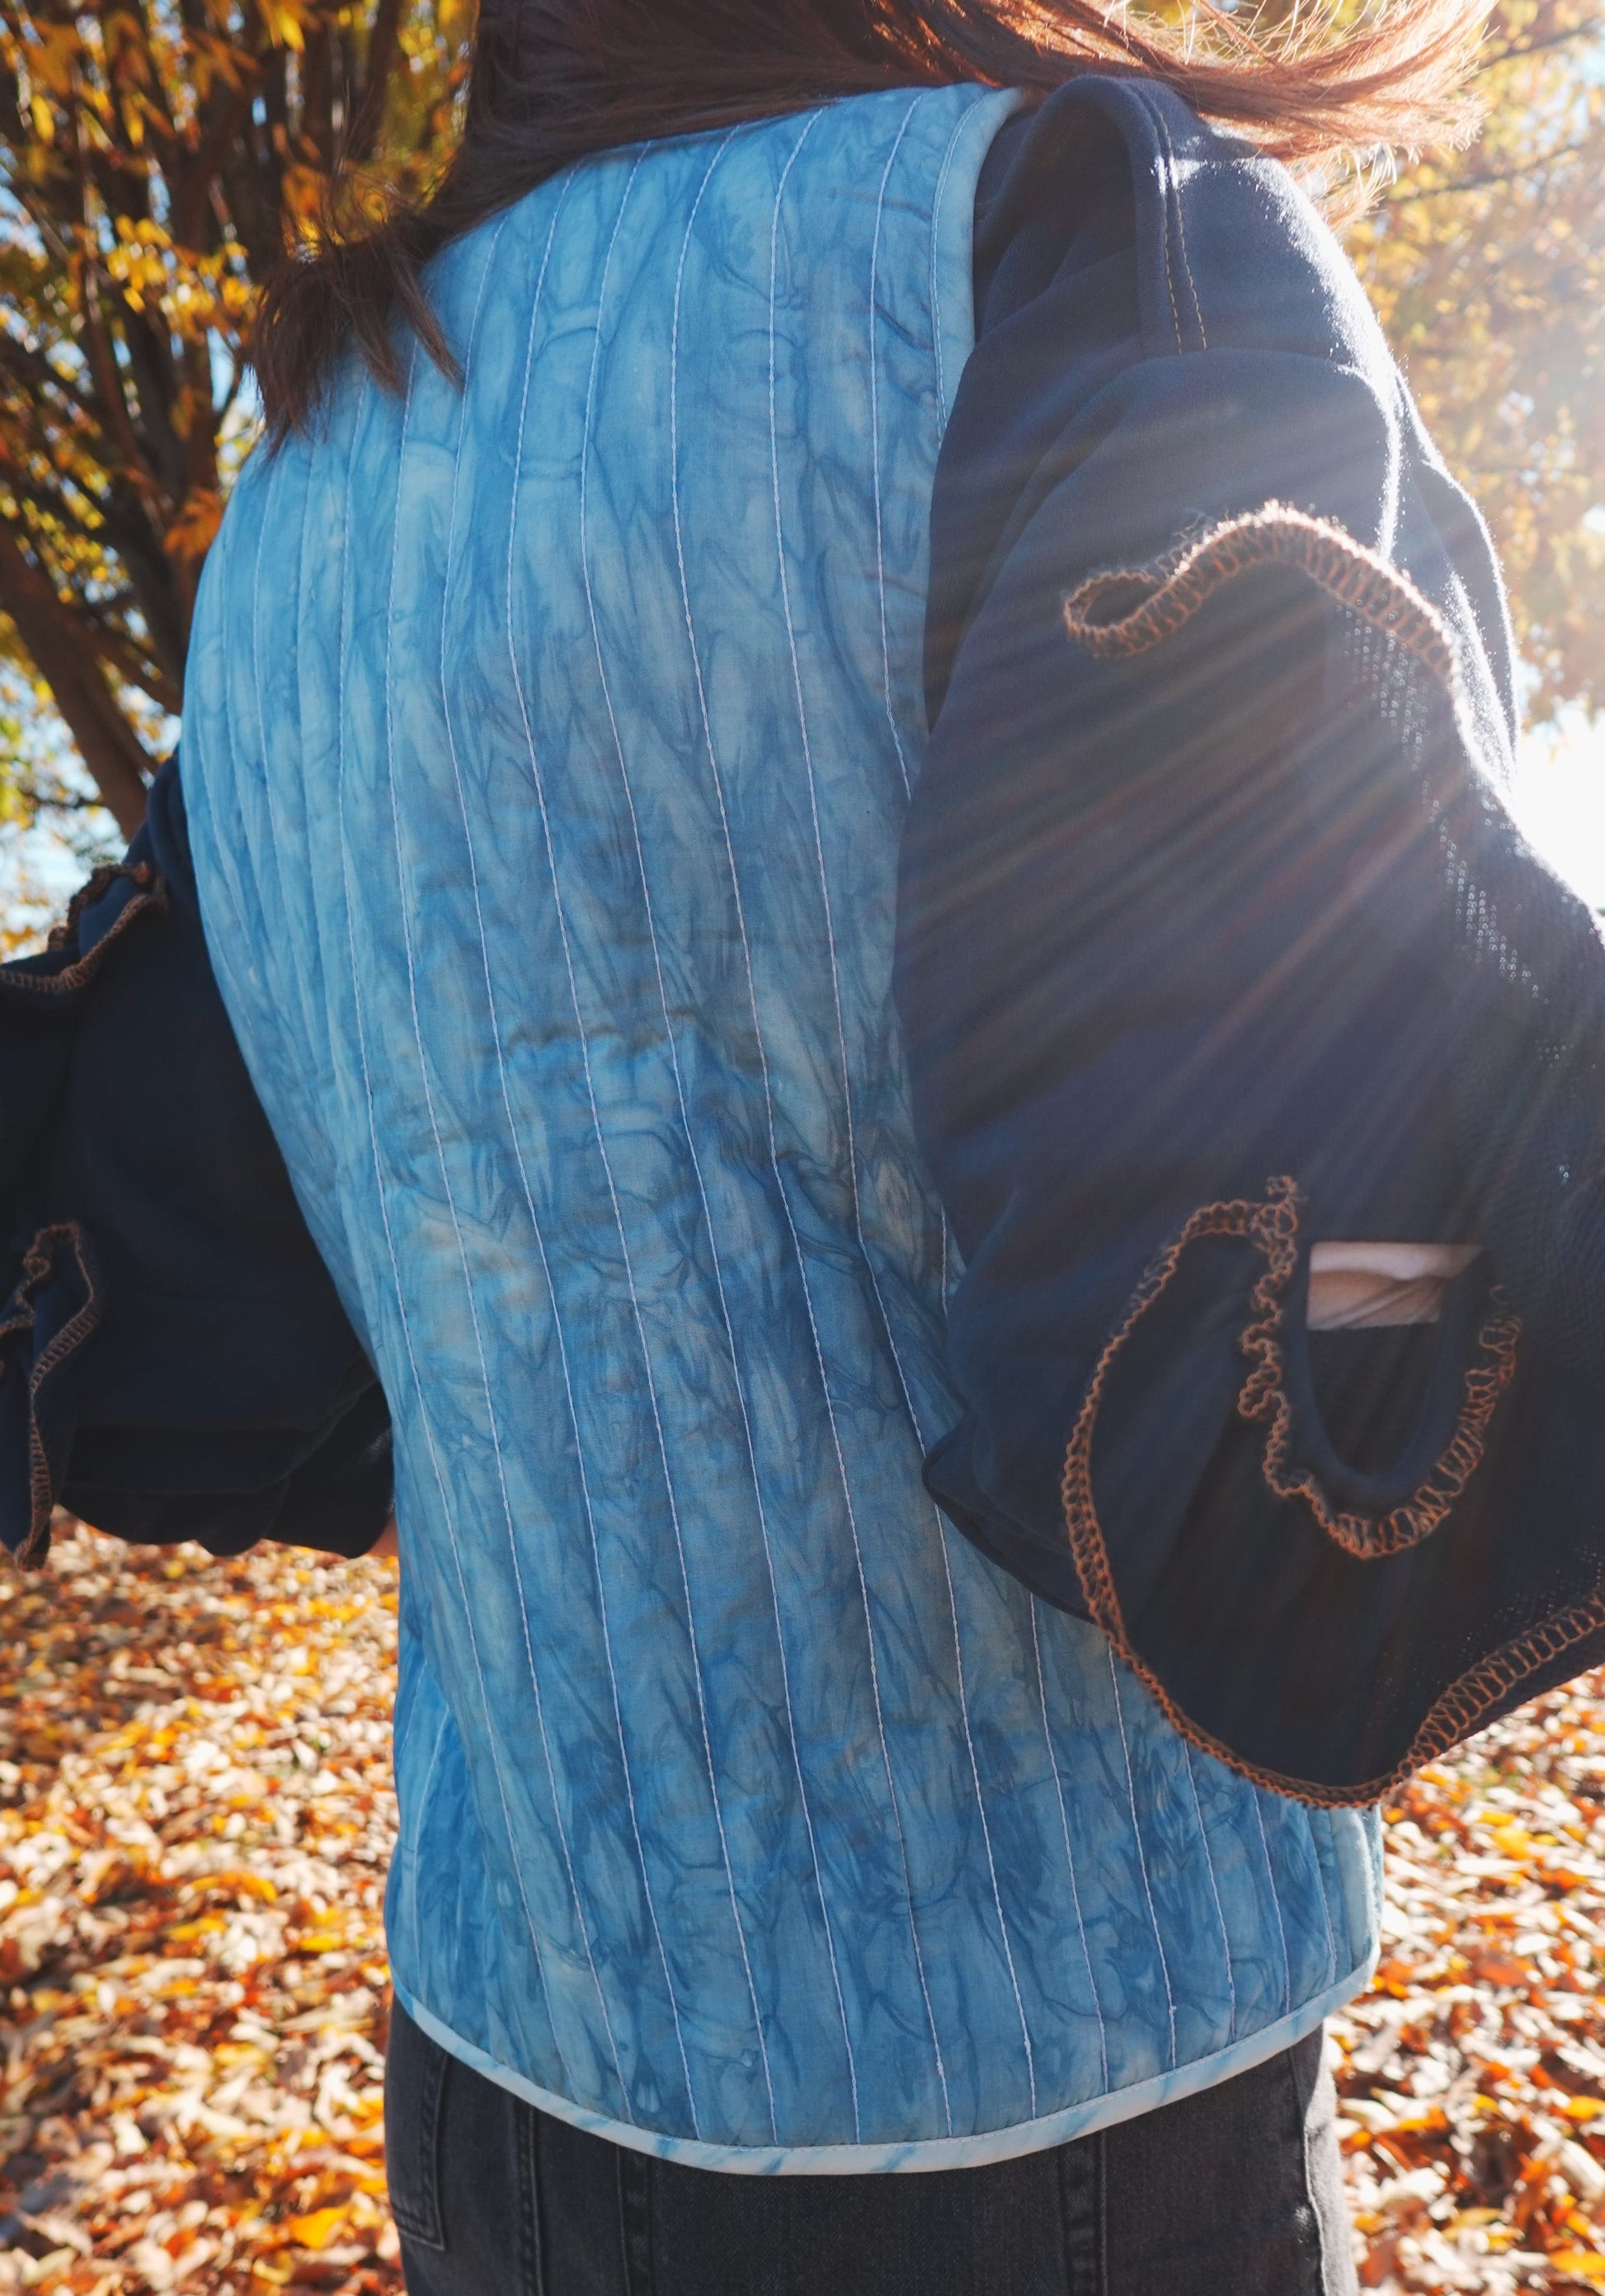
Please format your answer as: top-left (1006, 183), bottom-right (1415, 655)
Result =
top-left (0, 0), bottom-right (1598, 834)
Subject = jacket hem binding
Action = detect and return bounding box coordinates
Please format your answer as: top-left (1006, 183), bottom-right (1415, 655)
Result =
top-left (388, 1955), bottom-right (1373, 2175)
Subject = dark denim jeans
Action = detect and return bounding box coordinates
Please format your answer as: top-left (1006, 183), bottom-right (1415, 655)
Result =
top-left (385, 2002), bottom-right (1358, 2296)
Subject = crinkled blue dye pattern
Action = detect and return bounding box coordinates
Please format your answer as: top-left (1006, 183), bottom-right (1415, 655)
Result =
top-left (182, 83), bottom-right (1380, 2168)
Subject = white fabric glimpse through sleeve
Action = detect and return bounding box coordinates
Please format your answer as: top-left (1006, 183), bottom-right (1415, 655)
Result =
top-left (1306, 1242), bottom-right (1483, 1330)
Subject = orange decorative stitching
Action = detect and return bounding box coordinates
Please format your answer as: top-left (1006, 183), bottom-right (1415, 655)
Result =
top-left (1061, 506), bottom-right (1458, 692)
top-left (1240, 1252), bottom-right (1522, 1560)
top-left (1059, 1183), bottom-right (1286, 1656)
top-left (1088, 1577), bottom-right (1605, 1811)
top-left (0, 1226), bottom-right (72, 1350)
top-left (0, 1224), bottom-right (104, 1565)
top-left (47, 861), bottom-right (160, 948)
top-left (1058, 1177), bottom-right (1552, 1803)
top-left (0, 867), bottom-right (171, 1004)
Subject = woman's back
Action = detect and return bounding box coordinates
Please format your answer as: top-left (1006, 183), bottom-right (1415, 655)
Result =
top-left (181, 83), bottom-right (1377, 2167)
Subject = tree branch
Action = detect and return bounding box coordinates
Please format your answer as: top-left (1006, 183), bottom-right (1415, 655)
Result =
top-left (75, 609), bottom-right (181, 716)
top-left (0, 521), bottom-right (150, 835)
top-left (347, 0), bottom-right (402, 162)
top-left (1386, 138), bottom-right (1604, 200)
top-left (0, 335), bottom-right (108, 435)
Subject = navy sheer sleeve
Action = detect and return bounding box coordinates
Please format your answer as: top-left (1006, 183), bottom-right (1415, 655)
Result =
top-left (0, 758), bottom-right (391, 1564)
top-left (901, 82), bottom-right (1605, 1800)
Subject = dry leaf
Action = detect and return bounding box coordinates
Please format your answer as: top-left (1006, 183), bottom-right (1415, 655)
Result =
top-left (6, 1523), bottom-right (1605, 2291)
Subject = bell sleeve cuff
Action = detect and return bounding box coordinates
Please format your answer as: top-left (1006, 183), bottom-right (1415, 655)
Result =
top-left (0, 763), bottom-right (393, 1569)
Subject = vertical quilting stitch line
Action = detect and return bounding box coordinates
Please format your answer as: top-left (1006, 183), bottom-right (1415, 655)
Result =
top-left (245, 454), bottom-right (279, 828)
top-left (1180, 1741), bottom-right (1238, 2045)
top-left (286, 432), bottom-right (334, 1018)
top-left (1107, 1646), bottom-right (1179, 2071)
top-left (398, 1701), bottom-right (452, 1992)
top-left (870, 92), bottom-right (925, 802)
top-left (1145, 95), bottom-right (1208, 352)
top-left (926, 92), bottom-right (972, 1325)
top-left (932, 1526), bottom-right (1040, 2115)
top-left (1029, 1602), bottom-right (1111, 2091)
top-left (821, 94), bottom-right (1038, 2130)
top-left (1303, 1808), bottom-right (1342, 1989)
top-left (341, 360), bottom-right (573, 2097)
top-left (669, 128), bottom-right (861, 2143)
top-left (378, 348), bottom-right (575, 2090)
top-left (926, 96), bottom-right (973, 434)
top-left (577, 148), bottom-right (779, 2146)
top-left (228, 459), bottom-right (287, 1000)
top-left (502, 164), bottom-right (700, 2139)
top-left (873, 92), bottom-right (964, 1438)
top-left (769, 106), bottom-right (953, 2136)
top-left (433, 205), bottom-right (633, 2120)
top-left (189, 525), bottom-right (264, 1027)
top-left (248, 454), bottom-right (326, 1087)
top-left (1253, 1793), bottom-right (1296, 2018)
top-left (256, 411), bottom-right (360, 1234)
top-left (289, 443), bottom-right (344, 1019)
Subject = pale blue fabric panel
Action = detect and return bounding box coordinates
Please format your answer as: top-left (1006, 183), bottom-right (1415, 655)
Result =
top-left (184, 83), bottom-right (1382, 2168)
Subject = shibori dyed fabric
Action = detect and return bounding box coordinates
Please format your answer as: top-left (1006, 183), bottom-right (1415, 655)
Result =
top-left (179, 84), bottom-right (1381, 2169)
top-left (899, 92), bottom-right (1605, 1806)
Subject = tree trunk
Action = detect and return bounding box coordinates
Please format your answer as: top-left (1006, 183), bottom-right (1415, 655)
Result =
top-left (0, 524), bottom-right (152, 839)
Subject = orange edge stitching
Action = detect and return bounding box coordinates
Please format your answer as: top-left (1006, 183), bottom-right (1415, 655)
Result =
top-left (0, 1223), bottom-right (105, 1566)
top-left (1241, 1276), bottom-right (1522, 1560)
top-left (1, 872), bottom-right (170, 1004)
top-left (1061, 505), bottom-right (1458, 695)
top-left (45, 861), bottom-right (156, 951)
top-left (1058, 1179), bottom-right (1565, 1806)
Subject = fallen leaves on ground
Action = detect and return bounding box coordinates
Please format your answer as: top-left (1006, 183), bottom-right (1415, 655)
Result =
top-left (1, 1527), bottom-right (1604, 2291)
top-left (0, 1526), bottom-right (400, 2294)
top-left (1334, 1681), bottom-right (1605, 2294)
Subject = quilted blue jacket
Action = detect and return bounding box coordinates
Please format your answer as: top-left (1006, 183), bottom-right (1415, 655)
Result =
top-left (173, 82), bottom-right (1381, 2167)
top-left (4, 74), bottom-right (1575, 2168)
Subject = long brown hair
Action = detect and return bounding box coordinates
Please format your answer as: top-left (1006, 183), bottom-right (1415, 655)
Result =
top-left (252, 0), bottom-right (1482, 440)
